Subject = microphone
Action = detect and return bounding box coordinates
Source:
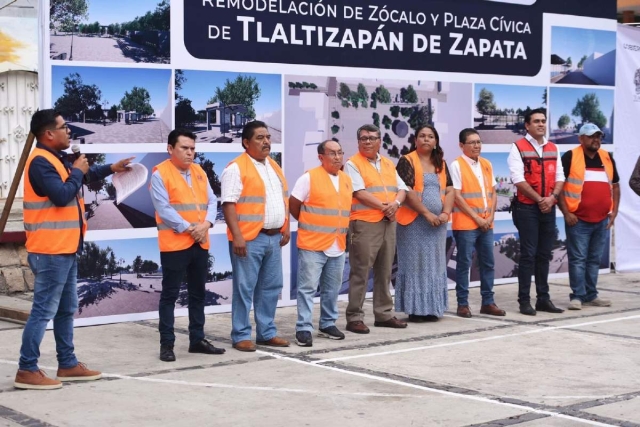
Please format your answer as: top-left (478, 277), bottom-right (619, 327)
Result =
top-left (71, 144), bottom-right (81, 159)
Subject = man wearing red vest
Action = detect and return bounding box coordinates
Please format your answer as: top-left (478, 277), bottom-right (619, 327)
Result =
top-left (345, 124), bottom-right (408, 334)
top-left (451, 129), bottom-right (506, 318)
top-left (558, 123), bottom-right (619, 310)
top-left (222, 121), bottom-right (290, 351)
top-left (150, 129), bottom-right (225, 362)
top-left (507, 108), bottom-right (565, 315)
top-left (290, 140), bottom-right (353, 346)
top-left (16, 110), bottom-right (132, 390)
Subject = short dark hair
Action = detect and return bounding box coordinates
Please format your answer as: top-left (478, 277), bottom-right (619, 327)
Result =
top-left (241, 120), bottom-right (268, 144)
top-left (459, 128), bottom-right (479, 144)
top-left (167, 129), bottom-right (196, 147)
top-left (317, 139), bottom-right (341, 154)
top-left (356, 124), bottom-right (380, 140)
top-left (30, 109), bottom-right (61, 138)
top-left (524, 108), bottom-right (547, 124)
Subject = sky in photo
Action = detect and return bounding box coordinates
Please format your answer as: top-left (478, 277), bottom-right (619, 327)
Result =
top-left (208, 234), bottom-right (232, 273)
top-left (92, 237), bottom-right (160, 266)
top-left (85, 0), bottom-right (165, 26)
top-left (549, 87), bottom-right (614, 129)
top-left (177, 70), bottom-right (281, 116)
top-left (474, 84), bottom-right (546, 112)
top-left (551, 27), bottom-right (616, 62)
top-left (481, 152), bottom-right (511, 179)
top-left (52, 66), bottom-right (170, 116)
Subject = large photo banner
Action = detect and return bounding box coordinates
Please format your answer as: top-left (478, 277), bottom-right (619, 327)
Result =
top-left (614, 24), bottom-right (640, 272)
top-left (40, 0), bottom-right (616, 326)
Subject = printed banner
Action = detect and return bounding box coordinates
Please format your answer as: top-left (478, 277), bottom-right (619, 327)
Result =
top-left (40, 0), bottom-right (616, 326)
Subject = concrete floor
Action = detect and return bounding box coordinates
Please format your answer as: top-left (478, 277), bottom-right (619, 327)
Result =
top-left (1, 274), bottom-right (640, 427)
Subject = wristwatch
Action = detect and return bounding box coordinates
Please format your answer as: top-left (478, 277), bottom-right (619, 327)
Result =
top-left (551, 193), bottom-right (559, 201)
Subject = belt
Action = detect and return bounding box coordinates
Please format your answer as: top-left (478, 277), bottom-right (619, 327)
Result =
top-left (260, 228), bottom-right (280, 236)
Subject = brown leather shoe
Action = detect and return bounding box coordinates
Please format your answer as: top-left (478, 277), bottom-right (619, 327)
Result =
top-left (346, 321), bottom-right (370, 334)
top-left (374, 317), bottom-right (408, 328)
top-left (480, 303), bottom-right (506, 316)
top-left (233, 340), bottom-right (257, 352)
top-left (14, 369), bottom-right (62, 390)
top-left (56, 362), bottom-right (102, 382)
top-left (256, 336), bottom-right (290, 347)
top-left (457, 305), bottom-right (472, 318)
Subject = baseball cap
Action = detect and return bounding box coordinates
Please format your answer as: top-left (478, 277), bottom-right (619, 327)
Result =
top-left (578, 123), bottom-right (604, 136)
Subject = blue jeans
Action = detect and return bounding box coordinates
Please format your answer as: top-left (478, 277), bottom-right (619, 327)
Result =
top-left (453, 229), bottom-right (495, 307)
top-left (512, 202), bottom-right (555, 303)
top-left (229, 232), bottom-right (283, 343)
top-left (19, 253), bottom-right (78, 371)
top-left (296, 250), bottom-right (345, 332)
top-left (565, 218), bottom-right (608, 302)
top-left (158, 244), bottom-right (207, 346)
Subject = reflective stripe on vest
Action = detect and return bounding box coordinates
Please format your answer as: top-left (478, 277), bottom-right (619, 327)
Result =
top-left (349, 152), bottom-right (399, 222)
top-left (153, 160), bottom-right (210, 252)
top-left (24, 148), bottom-right (86, 255)
top-left (563, 146), bottom-right (614, 213)
top-left (514, 138), bottom-right (558, 204)
top-left (297, 167), bottom-right (352, 252)
top-left (396, 150), bottom-right (448, 226)
top-left (226, 152), bottom-right (289, 241)
top-left (452, 156), bottom-right (494, 231)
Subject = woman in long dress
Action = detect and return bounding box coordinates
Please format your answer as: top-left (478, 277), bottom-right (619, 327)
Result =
top-left (395, 125), bottom-right (454, 322)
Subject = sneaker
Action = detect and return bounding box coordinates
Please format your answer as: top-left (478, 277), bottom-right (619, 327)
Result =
top-left (295, 331), bottom-right (313, 347)
top-left (56, 362), bottom-right (102, 382)
top-left (568, 299), bottom-right (582, 310)
top-left (583, 298), bottom-right (612, 307)
top-left (14, 369), bottom-right (62, 390)
top-left (318, 326), bottom-right (345, 340)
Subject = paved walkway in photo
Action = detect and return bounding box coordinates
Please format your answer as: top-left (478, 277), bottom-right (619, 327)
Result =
top-left (193, 126), bottom-right (282, 145)
top-left (87, 196), bottom-right (133, 230)
top-left (49, 34), bottom-right (169, 64)
top-left (68, 118), bottom-right (170, 144)
top-left (477, 129), bottom-right (524, 145)
top-left (555, 71), bottom-right (598, 85)
top-left (2, 274), bottom-right (640, 426)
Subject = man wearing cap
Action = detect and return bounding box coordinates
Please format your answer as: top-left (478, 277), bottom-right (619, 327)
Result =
top-left (558, 123), bottom-right (619, 310)
top-left (507, 108), bottom-right (565, 316)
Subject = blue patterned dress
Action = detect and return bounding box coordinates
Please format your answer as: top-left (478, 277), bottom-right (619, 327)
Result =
top-left (395, 173), bottom-right (449, 317)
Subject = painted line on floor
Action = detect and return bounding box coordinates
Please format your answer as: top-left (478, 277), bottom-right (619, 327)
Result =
top-left (259, 350), bottom-right (616, 427)
top-left (311, 314), bottom-right (640, 364)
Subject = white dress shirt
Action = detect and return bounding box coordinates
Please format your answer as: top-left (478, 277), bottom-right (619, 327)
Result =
top-left (221, 156), bottom-right (286, 229)
top-left (345, 154), bottom-right (408, 193)
top-left (507, 133), bottom-right (565, 184)
top-left (449, 154), bottom-right (496, 211)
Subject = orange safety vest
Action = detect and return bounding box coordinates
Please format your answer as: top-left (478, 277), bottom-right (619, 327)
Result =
top-left (349, 152), bottom-right (399, 222)
top-left (563, 146), bottom-right (614, 213)
top-left (226, 152), bottom-right (289, 241)
top-left (452, 156), bottom-right (494, 231)
top-left (396, 151), bottom-right (448, 226)
top-left (514, 138), bottom-right (558, 204)
top-left (297, 166), bottom-right (353, 252)
top-left (154, 160), bottom-right (210, 252)
top-left (23, 148), bottom-right (86, 254)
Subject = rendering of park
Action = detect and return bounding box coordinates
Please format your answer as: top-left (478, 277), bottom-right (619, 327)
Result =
top-left (549, 87), bottom-right (614, 144)
top-left (49, 0), bottom-right (170, 64)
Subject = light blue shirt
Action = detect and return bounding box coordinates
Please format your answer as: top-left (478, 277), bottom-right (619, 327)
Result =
top-left (150, 169), bottom-right (217, 233)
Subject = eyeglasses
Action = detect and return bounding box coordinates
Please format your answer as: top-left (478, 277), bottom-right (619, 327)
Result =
top-left (585, 133), bottom-right (604, 140)
top-left (358, 136), bottom-right (380, 143)
top-left (464, 140), bottom-right (482, 146)
top-left (50, 124), bottom-right (69, 131)
top-left (322, 150), bottom-right (344, 158)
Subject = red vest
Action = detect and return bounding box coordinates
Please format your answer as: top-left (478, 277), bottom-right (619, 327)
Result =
top-left (514, 138), bottom-right (558, 204)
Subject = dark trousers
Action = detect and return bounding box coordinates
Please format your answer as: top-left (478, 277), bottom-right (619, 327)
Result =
top-left (158, 244), bottom-right (208, 346)
top-left (512, 201), bottom-right (555, 304)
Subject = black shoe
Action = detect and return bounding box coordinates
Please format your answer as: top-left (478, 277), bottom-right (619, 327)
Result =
top-left (318, 326), bottom-right (345, 340)
top-left (422, 315), bottom-right (440, 322)
top-left (535, 300), bottom-right (565, 313)
top-left (295, 331), bottom-right (313, 347)
top-left (160, 344), bottom-right (176, 362)
top-left (188, 339), bottom-right (226, 355)
top-left (519, 302), bottom-right (537, 316)
top-left (408, 314), bottom-right (426, 323)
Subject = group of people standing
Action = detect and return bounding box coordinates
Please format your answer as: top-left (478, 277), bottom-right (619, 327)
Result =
top-left (15, 108), bottom-right (619, 390)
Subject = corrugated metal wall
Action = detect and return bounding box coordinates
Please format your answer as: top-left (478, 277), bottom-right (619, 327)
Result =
top-left (0, 70), bottom-right (39, 199)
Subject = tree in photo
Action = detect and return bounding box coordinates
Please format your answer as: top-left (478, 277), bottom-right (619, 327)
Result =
top-left (374, 85), bottom-right (391, 104)
top-left (107, 250), bottom-right (118, 279)
top-left (566, 57), bottom-right (572, 67)
top-left (542, 88), bottom-right (547, 106)
top-left (133, 255), bottom-right (143, 274)
top-left (50, 0), bottom-right (88, 32)
top-left (357, 83), bottom-right (369, 108)
top-left (194, 153), bottom-right (221, 196)
top-left (208, 75), bottom-right (260, 119)
top-left (337, 82), bottom-right (351, 101)
top-left (84, 154), bottom-right (107, 206)
top-left (577, 55), bottom-right (588, 69)
top-left (572, 93), bottom-right (607, 130)
top-left (54, 73), bottom-right (102, 122)
top-left (108, 104), bottom-right (119, 122)
top-left (408, 105), bottom-right (435, 131)
top-left (500, 237), bottom-right (520, 277)
top-left (141, 260), bottom-right (159, 274)
top-left (476, 88), bottom-right (497, 115)
top-left (175, 98), bottom-right (198, 128)
top-left (400, 85), bottom-right (418, 103)
top-left (78, 242), bottom-right (110, 280)
top-left (120, 86), bottom-right (154, 117)
top-left (557, 114), bottom-right (571, 131)
top-left (175, 69), bottom-right (185, 100)
top-left (269, 152), bottom-right (282, 166)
